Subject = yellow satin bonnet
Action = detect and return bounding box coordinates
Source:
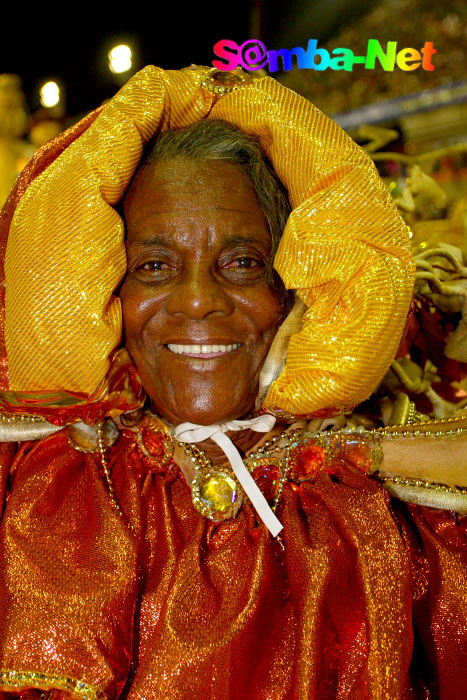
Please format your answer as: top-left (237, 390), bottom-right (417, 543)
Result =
top-left (3, 65), bottom-right (414, 417)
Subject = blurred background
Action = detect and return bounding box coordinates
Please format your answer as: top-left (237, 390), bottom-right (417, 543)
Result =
top-left (1, 1), bottom-right (465, 182)
top-left (0, 0), bottom-right (466, 418)
top-left (1, 1), bottom-right (465, 175)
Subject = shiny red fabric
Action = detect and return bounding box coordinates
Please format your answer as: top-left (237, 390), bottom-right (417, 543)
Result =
top-left (0, 431), bottom-right (466, 699)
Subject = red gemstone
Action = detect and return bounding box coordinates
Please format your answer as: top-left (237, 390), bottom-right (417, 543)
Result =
top-left (334, 440), bottom-right (373, 473)
top-left (141, 428), bottom-right (166, 458)
top-left (252, 464), bottom-right (281, 502)
top-left (293, 443), bottom-right (326, 481)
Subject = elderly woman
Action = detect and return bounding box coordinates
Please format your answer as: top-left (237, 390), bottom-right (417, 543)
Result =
top-left (0, 65), bottom-right (465, 700)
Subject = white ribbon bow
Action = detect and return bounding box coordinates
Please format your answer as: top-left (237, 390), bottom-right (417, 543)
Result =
top-left (174, 415), bottom-right (283, 537)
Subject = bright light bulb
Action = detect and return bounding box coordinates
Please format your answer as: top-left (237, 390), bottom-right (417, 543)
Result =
top-left (108, 45), bottom-right (132, 74)
top-left (39, 81), bottom-right (60, 108)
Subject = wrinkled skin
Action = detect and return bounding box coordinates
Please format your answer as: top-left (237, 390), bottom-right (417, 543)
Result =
top-left (120, 158), bottom-right (286, 429)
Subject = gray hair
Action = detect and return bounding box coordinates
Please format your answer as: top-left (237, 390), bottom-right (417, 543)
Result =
top-left (138, 119), bottom-right (291, 262)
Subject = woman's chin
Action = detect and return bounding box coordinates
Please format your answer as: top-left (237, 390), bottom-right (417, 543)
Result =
top-left (150, 394), bottom-right (257, 427)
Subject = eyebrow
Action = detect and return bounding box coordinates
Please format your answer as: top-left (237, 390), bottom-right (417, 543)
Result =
top-left (128, 235), bottom-right (169, 248)
top-left (141, 206), bottom-right (254, 213)
top-left (128, 234), bottom-right (269, 248)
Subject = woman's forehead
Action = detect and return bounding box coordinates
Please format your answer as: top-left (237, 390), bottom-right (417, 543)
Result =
top-left (123, 158), bottom-right (271, 245)
top-left (124, 158), bottom-right (259, 208)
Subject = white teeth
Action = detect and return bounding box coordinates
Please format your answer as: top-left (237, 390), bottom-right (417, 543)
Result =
top-left (167, 343), bottom-right (241, 355)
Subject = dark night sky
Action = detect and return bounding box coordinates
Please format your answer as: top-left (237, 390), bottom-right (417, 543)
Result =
top-left (0, 1), bottom-right (393, 120)
top-left (1, 4), bottom-right (255, 117)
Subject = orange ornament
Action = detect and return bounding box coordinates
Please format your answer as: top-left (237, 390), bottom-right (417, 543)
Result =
top-left (140, 428), bottom-right (167, 459)
top-left (252, 464), bottom-right (281, 502)
top-left (334, 439), bottom-right (374, 473)
top-left (137, 415), bottom-right (174, 467)
top-left (291, 442), bottom-right (327, 482)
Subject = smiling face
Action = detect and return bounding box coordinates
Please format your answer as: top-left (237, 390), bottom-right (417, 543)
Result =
top-left (120, 158), bottom-right (286, 426)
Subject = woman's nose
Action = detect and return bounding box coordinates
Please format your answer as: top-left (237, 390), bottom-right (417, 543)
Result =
top-left (164, 264), bottom-right (235, 320)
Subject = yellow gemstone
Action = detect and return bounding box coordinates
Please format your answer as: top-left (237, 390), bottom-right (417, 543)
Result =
top-left (200, 472), bottom-right (239, 515)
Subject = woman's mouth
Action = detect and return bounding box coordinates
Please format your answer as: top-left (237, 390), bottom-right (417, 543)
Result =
top-left (166, 343), bottom-right (242, 358)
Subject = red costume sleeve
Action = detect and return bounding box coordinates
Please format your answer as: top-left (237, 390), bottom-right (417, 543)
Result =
top-left (0, 432), bottom-right (466, 699)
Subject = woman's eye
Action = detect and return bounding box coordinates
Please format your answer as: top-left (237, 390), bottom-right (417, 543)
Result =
top-left (133, 260), bottom-right (176, 281)
top-left (139, 261), bottom-right (169, 271)
top-left (226, 257), bottom-right (262, 269)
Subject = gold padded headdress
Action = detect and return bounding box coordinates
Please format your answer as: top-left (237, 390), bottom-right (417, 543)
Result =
top-left (0, 65), bottom-right (414, 422)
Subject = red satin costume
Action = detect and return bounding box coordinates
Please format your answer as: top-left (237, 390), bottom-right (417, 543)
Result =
top-left (0, 66), bottom-right (465, 699)
top-left (0, 431), bottom-right (466, 699)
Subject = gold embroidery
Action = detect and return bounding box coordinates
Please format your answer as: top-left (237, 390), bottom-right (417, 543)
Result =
top-left (0, 669), bottom-right (108, 700)
top-left (380, 479), bottom-right (467, 514)
top-left (369, 414), bottom-right (467, 438)
top-left (0, 412), bottom-right (47, 422)
top-left (96, 422), bottom-right (136, 537)
top-left (379, 475), bottom-right (467, 495)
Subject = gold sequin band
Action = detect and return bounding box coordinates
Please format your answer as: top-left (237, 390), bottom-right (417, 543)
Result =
top-left (374, 413), bottom-right (467, 438)
top-left (380, 477), bottom-right (467, 514)
top-left (0, 669), bottom-right (108, 700)
top-left (96, 422), bottom-right (136, 537)
top-left (0, 413), bottom-right (46, 422)
top-left (0, 411), bottom-right (61, 442)
top-left (379, 475), bottom-right (467, 495)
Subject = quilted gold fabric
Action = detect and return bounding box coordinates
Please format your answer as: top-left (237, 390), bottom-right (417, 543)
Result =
top-left (1, 65), bottom-right (414, 418)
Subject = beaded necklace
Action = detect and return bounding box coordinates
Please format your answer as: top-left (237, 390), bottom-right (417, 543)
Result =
top-left (14, 409), bottom-right (467, 531)
top-left (179, 427), bottom-right (303, 523)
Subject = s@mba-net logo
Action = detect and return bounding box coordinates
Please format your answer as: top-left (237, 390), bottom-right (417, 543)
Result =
top-left (212, 38), bottom-right (436, 73)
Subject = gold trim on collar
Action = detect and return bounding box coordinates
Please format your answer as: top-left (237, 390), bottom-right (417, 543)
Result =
top-left (0, 669), bottom-right (108, 700)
